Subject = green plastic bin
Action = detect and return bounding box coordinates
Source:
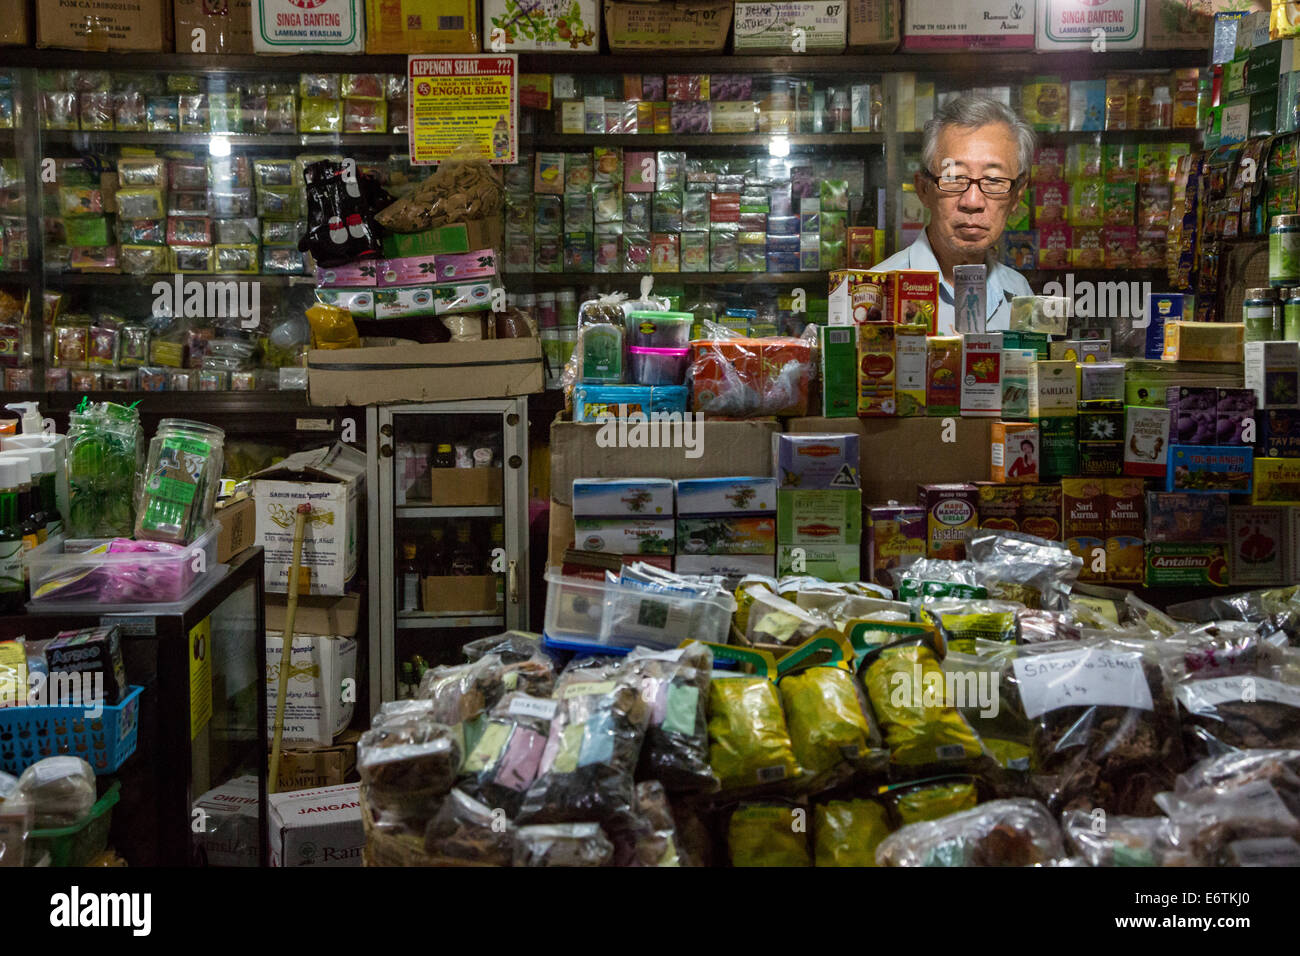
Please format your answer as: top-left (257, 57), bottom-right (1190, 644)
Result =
top-left (27, 781), bottom-right (120, 867)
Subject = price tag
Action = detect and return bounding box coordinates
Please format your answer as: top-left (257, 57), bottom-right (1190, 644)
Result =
top-left (1012, 647), bottom-right (1153, 719)
top-left (507, 696), bottom-right (559, 721)
top-left (1177, 676), bottom-right (1300, 714)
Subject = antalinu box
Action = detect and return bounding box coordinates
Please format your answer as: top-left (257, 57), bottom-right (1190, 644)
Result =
top-left (917, 483), bottom-right (979, 560)
top-left (1145, 542), bottom-right (1228, 587)
top-left (777, 489), bottom-right (863, 546)
top-left (572, 478), bottom-right (674, 517)
top-left (991, 421), bottom-right (1040, 483)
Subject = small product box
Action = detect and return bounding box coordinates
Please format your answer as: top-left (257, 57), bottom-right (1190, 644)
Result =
top-left (888, 270), bottom-right (940, 332)
top-left (1123, 405), bottom-right (1171, 477)
top-left (1079, 440), bottom-right (1124, 477)
top-left (925, 336), bottom-right (962, 417)
top-left (773, 433), bottom-right (860, 489)
top-left (867, 504), bottom-right (927, 587)
top-left (572, 517), bottom-right (675, 555)
top-left (572, 478), bottom-right (674, 517)
top-left (1262, 409), bottom-right (1300, 458)
top-left (1020, 483), bottom-right (1063, 540)
top-left (895, 324), bottom-right (929, 417)
top-left (952, 264), bottom-right (987, 333)
top-left (1000, 348), bottom-right (1036, 418)
top-left (1049, 340), bottom-right (1111, 363)
top-left (1104, 476), bottom-right (1145, 586)
top-left (674, 554), bottom-right (777, 578)
top-left (44, 626), bottom-right (127, 706)
top-left (1253, 458), bottom-right (1300, 505)
top-left (676, 515), bottom-right (777, 555)
top-left (1146, 492), bottom-right (1230, 543)
top-left (1033, 415), bottom-right (1079, 479)
top-left (1062, 477), bottom-right (1107, 582)
top-left (1144, 291), bottom-right (1183, 359)
top-left (991, 421), bottom-right (1040, 483)
top-left (976, 482), bottom-right (1021, 531)
top-left (267, 783), bottom-right (364, 868)
top-left (1027, 360), bottom-right (1079, 417)
top-left (1168, 386), bottom-right (1217, 444)
top-left (1228, 506), bottom-right (1289, 586)
top-left (777, 543), bottom-right (860, 582)
top-left (960, 333), bottom-right (1003, 417)
top-left (1145, 543), bottom-right (1229, 588)
top-left (857, 322), bottom-right (897, 416)
top-left (433, 249), bottom-right (497, 282)
top-left (374, 286), bottom-right (437, 319)
top-left (675, 477), bottom-right (776, 515)
top-left (819, 324), bottom-right (857, 418)
top-left (1163, 321), bottom-right (1245, 362)
top-left (777, 489), bottom-right (863, 546)
top-left (917, 483), bottom-right (979, 560)
top-left (1245, 340), bottom-right (1300, 409)
top-left (1216, 388), bottom-right (1257, 445)
top-left (1167, 445), bottom-right (1254, 495)
top-left (1079, 362), bottom-right (1125, 403)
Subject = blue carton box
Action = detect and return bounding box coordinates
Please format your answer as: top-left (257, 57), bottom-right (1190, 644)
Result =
top-left (572, 385), bottom-right (689, 422)
top-left (1167, 444), bottom-right (1254, 495)
top-left (1145, 292), bottom-right (1184, 360)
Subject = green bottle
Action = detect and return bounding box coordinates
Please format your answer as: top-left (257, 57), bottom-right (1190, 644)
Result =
top-left (0, 461), bottom-right (25, 610)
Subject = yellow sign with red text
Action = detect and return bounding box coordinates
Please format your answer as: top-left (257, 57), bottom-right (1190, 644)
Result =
top-left (408, 54), bottom-right (517, 166)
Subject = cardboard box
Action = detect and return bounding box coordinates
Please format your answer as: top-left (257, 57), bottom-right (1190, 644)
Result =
top-left (677, 515), bottom-right (776, 554)
top-left (1254, 457), bottom-right (1300, 503)
top-left (253, 0), bottom-right (364, 52)
top-left (733, 0), bottom-right (848, 52)
top-left (895, 325), bottom-right (928, 417)
top-left (268, 783), bottom-right (364, 867)
top-left (676, 477), bottom-right (776, 515)
top-left (423, 574), bottom-right (497, 612)
top-left (276, 730), bottom-right (361, 794)
top-left (251, 443), bottom-right (366, 597)
top-left (1163, 321), bottom-right (1246, 362)
top-left (1145, 542), bottom-right (1229, 587)
top-left (265, 634), bottom-right (357, 746)
top-left (1145, 0), bottom-right (1265, 50)
top-left (603, 0), bottom-right (733, 53)
top-left (572, 517), bottom-right (674, 555)
top-left (866, 503), bottom-right (926, 586)
top-left (37, 0), bottom-right (170, 50)
top-left (573, 477), bottom-right (674, 517)
top-left (380, 219), bottom-right (503, 259)
top-left (777, 543), bottom-right (860, 581)
top-left (773, 432), bottom-right (860, 490)
top-left (1124, 405), bottom-right (1171, 477)
top-left (903, 0), bottom-right (1036, 49)
top-left (484, 0), bottom-right (598, 51)
top-left (848, 0), bottom-right (901, 50)
top-left (674, 554), bottom-right (776, 578)
top-left (215, 496), bottom-right (256, 563)
top-left (426, 468), bottom-right (504, 507)
top-left (1245, 340), bottom-right (1300, 409)
top-left (365, 0), bottom-right (478, 52)
top-left (857, 323), bottom-right (896, 417)
top-left (174, 0), bottom-right (253, 53)
top-left (926, 336), bottom-right (962, 417)
top-left (777, 489), bottom-right (862, 546)
top-left (0, 0), bottom-right (31, 45)
top-left (820, 324), bottom-right (857, 418)
top-left (1020, 483), bottom-right (1063, 540)
top-left (1146, 491), bottom-right (1230, 542)
top-left (1228, 505), bottom-right (1289, 584)
top-left (991, 421), bottom-right (1040, 483)
top-left (266, 593), bottom-right (362, 637)
top-left (960, 333), bottom-right (1003, 417)
top-left (308, 338), bottom-right (543, 407)
top-left (917, 483), bottom-right (979, 560)
top-left (1037, 0), bottom-right (1144, 49)
top-left (1167, 445), bottom-right (1254, 495)
top-left (194, 776), bottom-right (260, 867)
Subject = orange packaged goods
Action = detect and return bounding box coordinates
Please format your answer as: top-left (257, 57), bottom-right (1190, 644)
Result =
top-left (690, 336), bottom-right (812, 417)
top-left (1062, 477), bottom-right (1106, 583)
top-left (828, 269), bottom-right (888, 325)
top-left (857, 323), bottom-right (896, 416)
top-left (886, 270), bottom-right (939, 334)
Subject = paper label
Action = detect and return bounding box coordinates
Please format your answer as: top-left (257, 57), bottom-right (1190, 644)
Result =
top-left (560, 680), bottom-right (616, 700)
top-left (462, 721), bottom-right (510, 773)
top-left (493, 727), bottom-right (545, 791)
top-left (577, 712), bottom-right (615, 767)
top-left (1012, 647), bottom-right (1153, 718)
top-left (507, 695), bottom-right (559, 721)
top-left (1177, 676), bottom-right (1300, 714)
top-left (551, 722), bottom-right (585, 774)
top-left (662, 685), bottom-right (699, 736)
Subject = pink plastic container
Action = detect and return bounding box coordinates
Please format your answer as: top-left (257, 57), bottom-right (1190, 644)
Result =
top-left (630, 346), bottom-right (690, 386)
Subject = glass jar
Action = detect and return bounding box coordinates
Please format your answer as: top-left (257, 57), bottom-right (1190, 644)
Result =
top-left (1243, 288), bottom-right (1279, 343)
top-left (1269, 215), bottom-right (1300, 286)
top-left (136, 419), bottom-right (225, 544)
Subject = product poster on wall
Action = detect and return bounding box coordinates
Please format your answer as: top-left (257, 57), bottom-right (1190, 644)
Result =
top-left (189, 617), bottom-right (213, 741)
top-left (407, 54), bottom-right (518, 166)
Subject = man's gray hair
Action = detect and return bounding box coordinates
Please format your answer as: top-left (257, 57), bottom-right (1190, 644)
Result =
top-left (921, 95), bottom-right (1036, 180)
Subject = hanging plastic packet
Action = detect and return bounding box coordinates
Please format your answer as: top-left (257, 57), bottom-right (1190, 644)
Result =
top-left (745, 585), bottom-right (830, 646)
top-left (966, 530), bottom-right (1082, 611)
top-left (623, 643), bottom-right (716, 793)
top-left (727, 802), bottom-right (810, 867)
top-left (941, 645), bottom-right (1031, 772)
top-left (298, 159), bottom-right (392, 268)
top-left (814, 798), bottom-right (892, 867)
top-left (875, 798), bottom-right (1067, 867)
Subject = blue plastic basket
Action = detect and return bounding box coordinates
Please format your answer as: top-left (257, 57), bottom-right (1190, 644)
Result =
top-left (0, 685), bottom-right (143, 776)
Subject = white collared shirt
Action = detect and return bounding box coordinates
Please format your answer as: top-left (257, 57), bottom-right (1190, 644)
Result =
top-left (871, 228), bottom-right (1033, 335)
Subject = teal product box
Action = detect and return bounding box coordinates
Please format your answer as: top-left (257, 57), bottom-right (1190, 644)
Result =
top-left (571, 385), bottom-right (689, 421)
top-left (675, 477), bottom-right (776, 515)
top-left (1167, 445), bottom-right (1254, 495)
top-left (772, 433), bottom-right (860, 490)
top-left (572, 478), bottom-right (675, 518)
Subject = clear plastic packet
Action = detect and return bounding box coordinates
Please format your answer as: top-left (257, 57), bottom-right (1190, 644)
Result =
top-left (1002, 637), bottom-right (1184, 815)
top-left (942, 647), bottom-right (1031, 773)
top-left (116, 157), bottom-right (166, 188)
top-left (745, 586), bottom-right (829, 646)
top-left (1157, 767), bottom-right (1300, 866)
top-left (513, 823), bottom-right (614, 866)
top-left (1017, 608), bottom-right (1082, 644)
top-left (875, 798), bottom-right (1067, 867)
top-left (890, 559), bottom-right (987, 603)
top-left (919, 597), bottom-right (1023, 656)
top-left (727, 802), bottom-right (810, 867)
top-left (515, 657), bottom-right (651, 837)
top-left (966, 530), bottom-right (1082, 610)
top-left (814, 798), bottom-right (892, 867)
top-left (375, 159), bottom-right (504, 234)
top-left (860, 639), bottom-right (985, 770)
top-left (881, 776), bottom-right (982, 827)
top-left (422, 788), bottom-right (515, 866)
top-left (626, 781), bottom-right (685, 866)
top-left (458, 691), bottom-right (555, 818)
top-left (371, 699), bottom-right (435, 727)
top-left (415, 654), bottom-right (506, 724)
top-left (778, 664), bottom-right (887, 789)
top-left (1060, 810), bottom-right (1182, 866)
top-left (624, 644), bottom-right (716, 793)
top-left (15, 756), bottom-right (96, 828)
top-left (357, 714), bottom-right (462, 836)
top-left (708, 675), bottom-right (801, 792)
top-left (734, 574), bottom-right (780, 635)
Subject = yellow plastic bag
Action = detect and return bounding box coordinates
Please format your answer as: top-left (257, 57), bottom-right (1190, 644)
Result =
top-left (863, 644), bottom-right (984, 767)
top-left (779, 666), bottom-right (882, 781)
top-left (306, 302), bottom-right (361, 350)
top-left (893, 781), bottom-right (979, 826)
top-left (708, 676), bottom-right (800, 791)
top-left (814, 799), bottom-right (891, 867)
top-left (728, 804), bottom-right (809, 867)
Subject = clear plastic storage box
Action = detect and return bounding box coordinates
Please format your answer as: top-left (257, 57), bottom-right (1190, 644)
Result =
top-left (543, 569), bottom-right (736, 652)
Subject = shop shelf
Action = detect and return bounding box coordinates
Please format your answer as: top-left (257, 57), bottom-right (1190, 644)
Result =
top-left (520, 133), bottom-right (884, 148)
top-left (501, 271), bottom-right (825, 287)
top-left (396, 505), bottom-right (504, 518)
top-left (42, 272), bottom-right (311, 286)
top-left (0, 688), bottom-right (143, 777)
top-left (27, 781), bottom-right (122, 867)
top-left (40, 131), bottom-right (408, 149)
top-left (396, 612), bottom-right (505, 629)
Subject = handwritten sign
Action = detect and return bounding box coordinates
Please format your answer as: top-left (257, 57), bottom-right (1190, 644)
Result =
top-left (1012, 647), bottom-right (1153, 719)
top-left (1176, 676), bottom-right (1300, 715)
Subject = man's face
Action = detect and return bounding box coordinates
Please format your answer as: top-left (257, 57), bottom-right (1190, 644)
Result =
top-left (916, 122), bottom-right (1025, 261)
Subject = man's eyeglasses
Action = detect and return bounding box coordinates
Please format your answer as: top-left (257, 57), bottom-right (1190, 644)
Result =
top-left (922, 170), bottom-right (1024, 197)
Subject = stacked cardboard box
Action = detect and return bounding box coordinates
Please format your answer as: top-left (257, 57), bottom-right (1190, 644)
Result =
top-left (773, 434), bottom-right (861, 580)
top-left (676, 477), bottom-right (777, 578)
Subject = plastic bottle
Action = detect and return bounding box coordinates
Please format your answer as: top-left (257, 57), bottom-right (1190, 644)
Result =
top-left (0, 455), bottom-right (42, 551)
top-left (399, 541), bottom-right (421, 612)
top-left (1151, 87), bottom-right (1172, 129)
top-left (4, 402), bottom-right (68, 530)
top-left (0, 447), bottom-right (60, 538)
top-left (0, 461), bottom-right (25, 611)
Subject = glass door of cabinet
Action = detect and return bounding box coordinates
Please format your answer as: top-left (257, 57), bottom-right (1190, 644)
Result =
top-left (368, 399), bottom-right (529, 705)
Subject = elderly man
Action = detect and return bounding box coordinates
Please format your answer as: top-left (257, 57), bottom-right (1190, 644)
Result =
top-left (872, 95), bottom-right (1036, 335)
